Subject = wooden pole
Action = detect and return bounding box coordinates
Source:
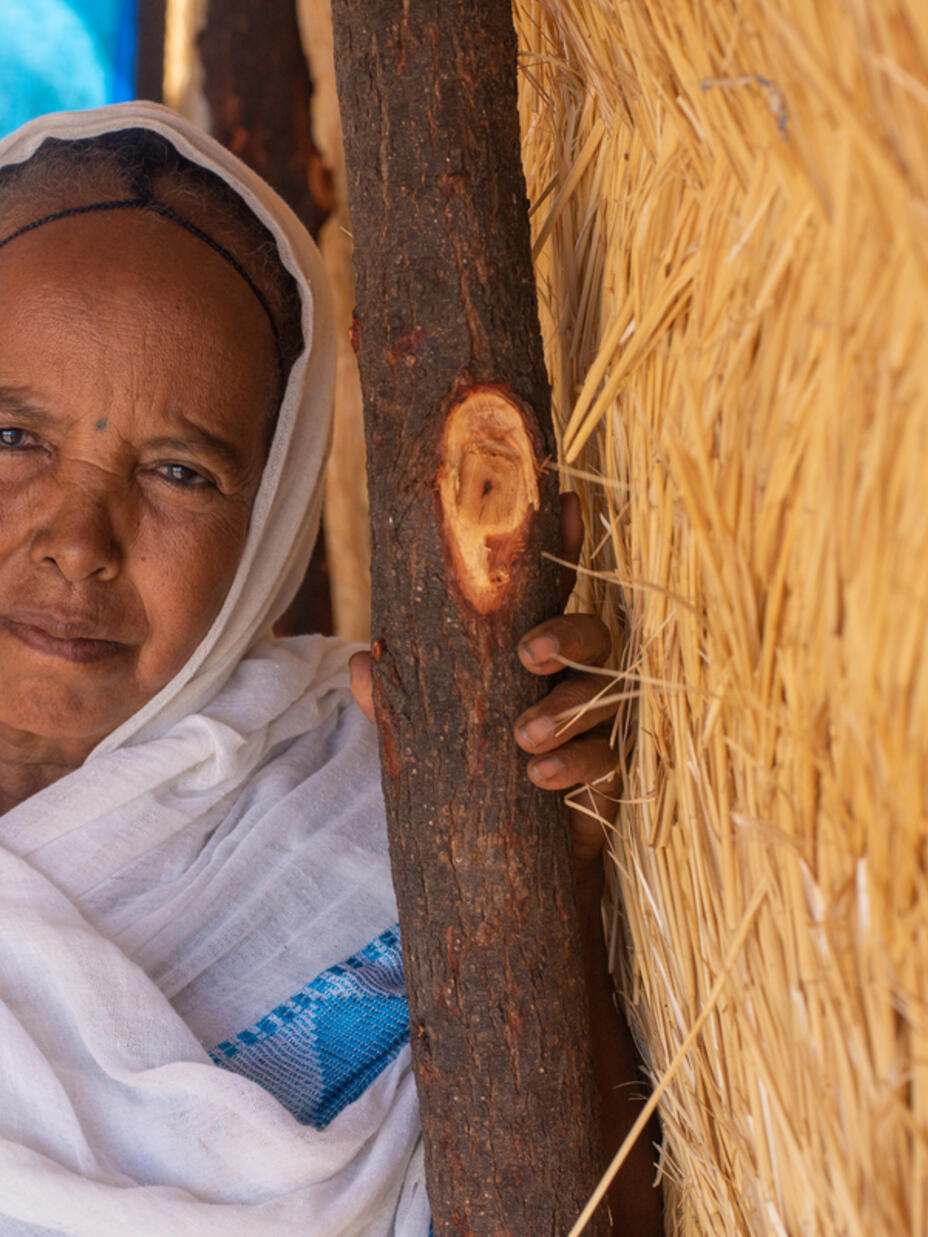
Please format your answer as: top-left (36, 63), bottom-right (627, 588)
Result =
top-left (199, 0), bottom-right (335, 637)
top-left (199, 0), bottom-right (333, 238)
top-left (330, 3), bottom-right (609, 1233)
top-left (135, 0), bottom-right (166, 103)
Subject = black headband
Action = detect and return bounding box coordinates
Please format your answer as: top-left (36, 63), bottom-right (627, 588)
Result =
top-left (0, 197), bottom-right (286, 383)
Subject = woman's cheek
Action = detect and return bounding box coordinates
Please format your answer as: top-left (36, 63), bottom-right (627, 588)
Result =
top-left (130, 501), bottom-right (250, 680)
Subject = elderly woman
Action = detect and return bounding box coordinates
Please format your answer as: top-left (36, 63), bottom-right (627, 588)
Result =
top-left (0, 103), bottom-right (659, 1235)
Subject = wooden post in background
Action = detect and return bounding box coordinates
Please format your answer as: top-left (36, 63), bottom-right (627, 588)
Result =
top-left (135, 0), bottom-right (167, 102)
top-left (199, 0), bottom-right (332, 237)
top-left (199, 0), bottom-right (335, 636)
top-left (331, 3), bottom-right (608, 1233)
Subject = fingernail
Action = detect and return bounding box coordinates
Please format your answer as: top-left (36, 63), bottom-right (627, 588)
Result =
top-left (522, 635), bottom-right (559, 664)
top-left (530, 754), bottom-right (564, 782)
top-left (518, 715), bottom-right (555, 747)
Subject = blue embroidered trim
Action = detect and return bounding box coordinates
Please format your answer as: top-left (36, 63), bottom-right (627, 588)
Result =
top-left (210, 924), bottom-right (410, 1129)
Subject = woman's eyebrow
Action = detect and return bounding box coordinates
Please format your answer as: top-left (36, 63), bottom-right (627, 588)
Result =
top-left (0, 388), bottom-right (246, 473)
top-left (0, 390), bottom-right (247, 472)
top-left (145, 430), bottom-right (245, 473)
top-left (0, 385), bottom-right (58, 429)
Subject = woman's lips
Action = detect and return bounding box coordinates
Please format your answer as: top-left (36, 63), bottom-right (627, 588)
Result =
top-left (0, 614), bottom-right (130, 664)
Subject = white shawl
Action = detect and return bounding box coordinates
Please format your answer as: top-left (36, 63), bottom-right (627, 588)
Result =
top-left (0, 104), bottom-right (428, 1236)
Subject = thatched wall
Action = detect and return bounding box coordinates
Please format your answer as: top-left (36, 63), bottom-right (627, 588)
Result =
top-left (514, 2), bottom-right (928, 1233)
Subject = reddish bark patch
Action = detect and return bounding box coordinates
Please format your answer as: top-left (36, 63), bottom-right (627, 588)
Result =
top-left (387, 325), bottom-right (429, 378)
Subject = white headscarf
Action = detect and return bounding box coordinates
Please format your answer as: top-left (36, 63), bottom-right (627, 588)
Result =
top-left (0, 104), bottom-right (428, 1237)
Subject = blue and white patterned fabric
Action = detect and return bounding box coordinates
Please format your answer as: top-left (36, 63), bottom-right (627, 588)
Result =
top-left (210, 925), bottom-right (410, 1130)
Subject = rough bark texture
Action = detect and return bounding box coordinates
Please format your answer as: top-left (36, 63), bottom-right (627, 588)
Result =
top-left (199, 0), bottom-right (333, 236)
top-left (331, 4), bottom-right (608, 1233)
top-left (200, 0), bottom-right (333, 637)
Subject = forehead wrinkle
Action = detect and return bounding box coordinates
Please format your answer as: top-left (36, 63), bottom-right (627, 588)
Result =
top-left (2, 210), bottom-right (265, 338)
top-left (0, 215), bottom-right (276, 470)
top-left (0, 380), bottom-right (245, 474)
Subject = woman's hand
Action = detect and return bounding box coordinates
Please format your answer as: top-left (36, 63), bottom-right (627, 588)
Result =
top-left (521, 496), bottom-right (662, 1235)
top-left (349, 492), bottom-right (622, 874)
top-left (514, 491), bottom-right (620, 874)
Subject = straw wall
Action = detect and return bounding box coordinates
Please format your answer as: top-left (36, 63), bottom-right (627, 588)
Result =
top-left (513, 2), bottom-right (928, 1233)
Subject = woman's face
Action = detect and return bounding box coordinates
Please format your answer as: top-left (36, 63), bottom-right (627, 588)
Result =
top-left (0, 208), bottom-right (277, 747)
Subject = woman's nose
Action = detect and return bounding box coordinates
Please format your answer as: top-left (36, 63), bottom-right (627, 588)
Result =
top-left (29, 483), bottom-right (123, 582)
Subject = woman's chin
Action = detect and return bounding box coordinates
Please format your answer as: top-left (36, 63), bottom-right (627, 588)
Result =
top-left (0, 621), bottom-right (191, 748)
top-left (0, 662), bottom-right (145, 747)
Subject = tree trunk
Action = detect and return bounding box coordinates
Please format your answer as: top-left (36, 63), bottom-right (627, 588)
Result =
top-left (199, 0), bottom-right (333, 237)
top-left (135, 0), bottom-right (166, 103)
top-left (199, 0), bottom-right (334, 638)
top-left (330, 3), bottom-right (608, 1233)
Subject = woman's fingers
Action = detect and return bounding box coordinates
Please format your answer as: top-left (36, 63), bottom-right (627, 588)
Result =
top-left (518, 613), bottom-right (612, 676)
top-left (568, 783), bottom-right (620, 869)
top-left (524, 733), bottom-right (618, 791)
top-left (530, 735), bottom-right (620, 869)
top-left (349, 650), bottom-right (376, 722)
top-left (519, 498), bottom-right (623, 869)
top-left (515, 671), bottom-right (618, 754)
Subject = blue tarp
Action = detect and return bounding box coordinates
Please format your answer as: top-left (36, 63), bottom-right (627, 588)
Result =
top-left (0, 0), bottom-right (136, 138)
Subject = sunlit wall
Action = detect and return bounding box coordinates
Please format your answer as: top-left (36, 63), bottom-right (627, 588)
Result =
top-left (0, 0), bottom-right (136, 137)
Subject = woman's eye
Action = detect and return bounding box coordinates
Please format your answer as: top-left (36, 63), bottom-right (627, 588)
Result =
top-left (157, 462), bottom-right (211, 488)
top-left (0, 427), bottom-right (30, 448)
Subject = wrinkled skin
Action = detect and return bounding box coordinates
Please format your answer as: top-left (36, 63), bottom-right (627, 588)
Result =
top-left (0, 210), bottom-right (275, 810)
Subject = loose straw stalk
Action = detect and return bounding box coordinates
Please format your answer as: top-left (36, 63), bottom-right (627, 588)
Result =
top-left (569, 883), bottom-right (769, 1237)
top-left (514, 1), bottom-right (928, 1234)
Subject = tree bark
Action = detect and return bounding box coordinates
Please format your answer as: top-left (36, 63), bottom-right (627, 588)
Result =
top-left (199, 0), bottom-right (333, 238)
top-left (199, 0), bottom-right (334, 637)
top-left (331, 4), bottom-right (608, 1233)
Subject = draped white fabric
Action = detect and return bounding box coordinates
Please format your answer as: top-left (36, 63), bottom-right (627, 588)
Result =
top-left (0, 104), bottom-right (428, 1236)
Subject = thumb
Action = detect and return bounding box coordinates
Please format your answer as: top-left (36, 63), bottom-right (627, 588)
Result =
top-left (349, 650), bottom-right (376, 723)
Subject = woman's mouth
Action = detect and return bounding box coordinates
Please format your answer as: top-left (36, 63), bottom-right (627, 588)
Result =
top-left (0, 613), bottom-right (129, 664)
